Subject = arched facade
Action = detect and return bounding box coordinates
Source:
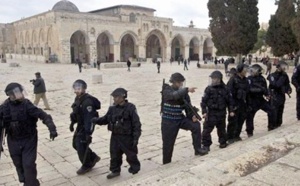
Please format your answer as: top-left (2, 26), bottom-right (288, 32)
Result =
top-left (97, 32), bottom-right (114, 62)
top-left (171, 34), bottom-right (184, 61)
top-left (70, 30), bottom-right (89, 63)
top-left (203, 37), bottom-right (213, 60)
top-left (4, 2), bottom-right (214, 63)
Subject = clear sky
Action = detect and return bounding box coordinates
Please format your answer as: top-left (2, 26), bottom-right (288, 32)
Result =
top-left (0, 0), bottom-right (277, 28)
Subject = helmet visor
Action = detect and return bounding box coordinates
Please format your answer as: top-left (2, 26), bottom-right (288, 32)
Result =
top-left (73, 82), bottom-right (85, 93)
top-left (6, 87), bottom-right (26, 101)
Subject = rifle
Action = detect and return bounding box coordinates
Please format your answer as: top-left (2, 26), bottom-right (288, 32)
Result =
top-left (0, 122), bottom-right (5, 160)
top-left (183, 99), bottom-right (202, 121)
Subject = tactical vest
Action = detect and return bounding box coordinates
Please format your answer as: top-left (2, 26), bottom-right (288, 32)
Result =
top-left (2, 100), bottom-right (37, 139)
top-left (108, 103), bottom-right (133, 135)
top-left (233, 76), bottom-right (248, 103)
top-left (206, 86), bottom-right (227, 111)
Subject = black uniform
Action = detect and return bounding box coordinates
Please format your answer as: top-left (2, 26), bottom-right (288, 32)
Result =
top-left (93, 101), bottom-right (141, 174)
top-left (70, 93), bottom-right (101, 169)
top-left (267, 71), bottom-right (292, 129)
top-left (157, 61), bottom-right (161, 73)
top-left (246, 75), bottom-right (274, 135)
top-left (161, 85), bottom-right (204, 164)
top-left (201, 82), bottom-right (233, 148)
top-left (292, 65), bottom-right (300, 120)
top-left (227, 75), bottom-right (249, 141)
top-left (0, 99), bottom-right (57, 186)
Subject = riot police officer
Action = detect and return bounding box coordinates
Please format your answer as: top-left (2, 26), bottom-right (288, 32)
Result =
top-left (267, 61), bottom-right (292, 130)
top-left (227, 64), bottom-right (249, 143)
top-left (246, 64), bottom-right (274, 136)
top-left (201, 71), bottom-right (234, 151)
top-left (0, 83), bottom-right (57, 186)
top-left (91, 88), bottom-right (141, 179)
top-left (70, 79), bottom-right (101, 175)
top-left (160, 72), bottom-right (208, 165)
top-left (291, 64), bottom-right (300, 120)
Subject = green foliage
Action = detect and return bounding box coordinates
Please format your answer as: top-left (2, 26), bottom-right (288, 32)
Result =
top-left (266, 0), bottom-right (299, 56)
top-left (251, 29), bottom-right (267, 53)
top-left (207, 0), bottom-right (260, 56)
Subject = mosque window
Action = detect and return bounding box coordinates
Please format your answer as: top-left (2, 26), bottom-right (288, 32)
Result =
top-left (129, 13), bottom-right (136, 23)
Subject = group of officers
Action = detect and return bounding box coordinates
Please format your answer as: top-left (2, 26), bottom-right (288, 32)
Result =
top-left (1, 60), bottom-right (300, 185)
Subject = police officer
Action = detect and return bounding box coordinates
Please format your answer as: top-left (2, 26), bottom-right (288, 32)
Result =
top-left (227, 64), bottom-right (249, 144)
top-left (291, 63), bottom-right (300, 120)
top-left (0, 83), bottom-right (57, 186)
top-left (91, 88), bottom-right (141, 179)
top-left (201, 71), bottom-right (234, 151)
top-left (246, 64), bottom-right (274, 137)
top-left (267, 61), bottom-right (292, 130)
top-left (161, 72), bottom-right (208, 164)
top-left (70, 79), bottom-right (101, 175)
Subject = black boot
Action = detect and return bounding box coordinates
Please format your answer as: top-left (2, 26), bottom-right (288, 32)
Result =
top-left (76, 166), bottom-right (92, 175)
top-left (195, 147), bottom-right (209, 156)
top-left (107, 172), bottom-right (120, 179)
top-left (219, 143), bottom-right (228, 149)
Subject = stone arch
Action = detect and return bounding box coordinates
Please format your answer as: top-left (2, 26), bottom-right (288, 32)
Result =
top-left (119, 31), bottom-right (138, 61)
top-left (38, 29), bottom-right (45, 45)
top-left (189, 36), bottom-right (200, 60)
top-left (70, 30), bottom-right (90, 63)
top-left (129, 12), bottom-right (136, 23)
top-left (32, 30), bottom-right (37, 54)
top-left (203, 37), bottom-right (213, 60)
top-left (145, 29), bottom-right (167, 60)
top-left (25, 31), bottom-right (30, 46)
top-left (97, 31), bottom-right (114, 62)
top-left (171, 34), bottom-right (185, 61)
top-left (46, 27), bottom-right (54, 57)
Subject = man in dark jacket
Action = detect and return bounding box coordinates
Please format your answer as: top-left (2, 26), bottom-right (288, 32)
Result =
top-left (92, 88), bottom-right (141, 179)
top-left (227, 64), bottom-right (249, 144)
top-left (160, 73), bottom-right (208, 165)
top-left (69, 79), bottom-right (101, 175)
top-left (31, 72), bottom-right (50, 110)
top-left (201, 71), bottom-right (234, 151)
top-left (292, 64), bottom-right (300, 120)
top-left (0, 83), bottom-right (57, 186)
top-left (246, 64), bottom-right (274, 137)
top-left (267, 61), bottom-right (292, 130)
top-left (127, 59), bottom-right (131, 71)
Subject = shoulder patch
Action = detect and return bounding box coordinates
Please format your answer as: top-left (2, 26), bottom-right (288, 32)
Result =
top-left (87, 106), bottom-right (93, 112)
top-left (294, 68), bottom-right (297, 74)
top-left (270, 76), bottom-right (274, 81)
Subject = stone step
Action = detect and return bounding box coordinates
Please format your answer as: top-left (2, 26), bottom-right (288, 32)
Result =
top-left (113, 122), bottom-right (300, 185)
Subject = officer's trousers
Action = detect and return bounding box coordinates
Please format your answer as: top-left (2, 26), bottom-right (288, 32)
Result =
top-left (268, 100), bottom-right (285, 130)
top-left (227, 104), bottom-right (247, 140)
top-left (202, 115), bottom-right (227, 147)
top-left (72, 132), bottom-right (98, 168)
top-left (8, 134), bottom-right (40, 186)
top-left (161, 118), bottom-right (202, 164)
top-left (109, 134), bottom-right (140, 173)
top-left (297, 92), bottom-right (300, 120)
top-left (246, 100), bottom-right (273, 135)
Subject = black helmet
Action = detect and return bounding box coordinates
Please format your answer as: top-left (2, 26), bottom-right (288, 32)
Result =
top-left (35, 72), bottom-right (41, 76)
top-left (236, 64), bottom-right (248, 73)
top-left (111, 88), bottom-right (127, 98)
top-left (209, 70), bottom-right (223, 79)
top-left (73, 79), bottom-right (87, 89)
top-left (276, 60), bottom-right (288, 68)
top-left (5, 83), bottom-right (23, 96)
top-left (169, 72), bottom-right (185, 83)
top-left (229, 68), bottom-right (237, 75)
top-left (250, 64), bottom-right (263, 75)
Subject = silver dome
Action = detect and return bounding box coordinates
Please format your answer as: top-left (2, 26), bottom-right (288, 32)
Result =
top-left (52, 0), bottom-right (80, 12)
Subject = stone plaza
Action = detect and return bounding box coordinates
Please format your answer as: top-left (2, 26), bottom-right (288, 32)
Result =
top-left (0, 59), bottom-right (299, 185)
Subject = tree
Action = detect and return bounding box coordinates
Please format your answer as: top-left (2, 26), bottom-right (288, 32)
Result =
top-left (251, 29), bottom-right (267, 54)
top-left (291, 0), bottom-right (300, 47)
top-left (207, 0), bottom-right (259, 58)
top-left (266, 0), bottom-right (299, 56)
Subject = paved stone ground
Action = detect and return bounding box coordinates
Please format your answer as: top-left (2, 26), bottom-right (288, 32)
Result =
top-left (0, 60), bottom-right (298, 186)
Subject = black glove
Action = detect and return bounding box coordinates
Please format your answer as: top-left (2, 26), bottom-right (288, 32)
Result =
top-left (91, 117), bottom-right (99, 124)
top-left (86, 135), bottom-right (92, 144)
top-left (50, 131), bottom-right (58, 141)
top-left (132, 140), bottom-right (138, 147)
top-left (69, 123), bottom-right (75, 132)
